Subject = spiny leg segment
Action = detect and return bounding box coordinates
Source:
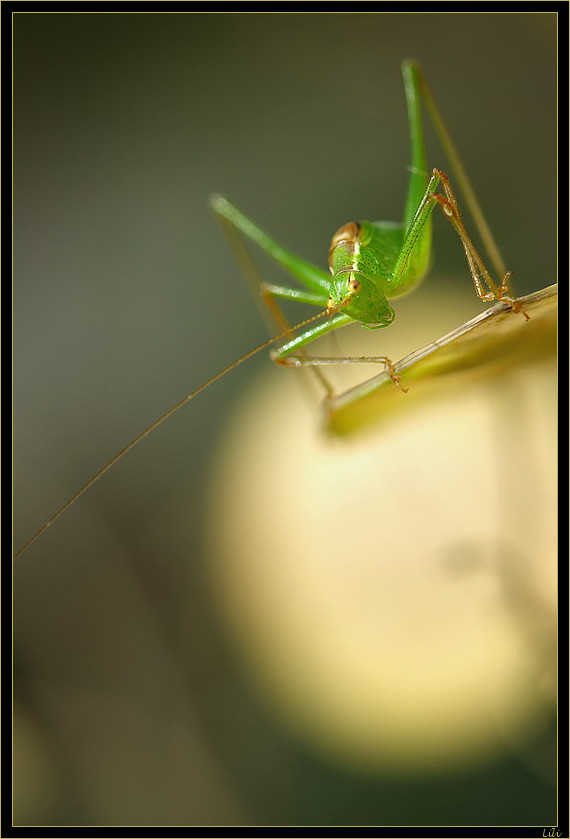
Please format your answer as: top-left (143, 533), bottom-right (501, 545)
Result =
top-left (428, 169), bottom-right (529, 319)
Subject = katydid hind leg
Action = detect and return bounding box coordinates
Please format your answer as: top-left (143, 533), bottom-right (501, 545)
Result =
top-left (211, 194), bottom-right (340, 394)
top-left (210, 194), bottom-right (329, 295)
top-left (408, 61), bottom-right (518, 295)
top-left (429, 170), bottom-right (529, 318)
top-left (401, 60), bottom-right (431, 237)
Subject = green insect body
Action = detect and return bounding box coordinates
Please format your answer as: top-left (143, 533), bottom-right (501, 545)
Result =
top-left (327, 218), bottom-right (431, 327)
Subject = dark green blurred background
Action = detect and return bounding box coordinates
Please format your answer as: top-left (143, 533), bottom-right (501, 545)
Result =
top-left (13, 12), bottom-right (557, 827)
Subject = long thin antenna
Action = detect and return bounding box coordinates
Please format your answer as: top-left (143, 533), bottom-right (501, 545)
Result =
top-left (413, 62), bottom-right (508, 280)
top-left (14, 308), bottom-right (332, 560)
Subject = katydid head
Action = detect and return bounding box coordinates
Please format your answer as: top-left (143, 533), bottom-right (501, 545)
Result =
top-left (327, 222), bottom-right (395, 327)
top-left (327, 269), bottom-right (395, 327)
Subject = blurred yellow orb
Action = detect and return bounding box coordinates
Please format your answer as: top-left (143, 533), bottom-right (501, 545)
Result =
top-left (206, 287), bottom-right (556, 775)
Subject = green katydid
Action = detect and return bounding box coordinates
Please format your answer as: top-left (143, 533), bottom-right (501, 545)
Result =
top-left (208, 60), bottom-right (529, 399)
top-left (14, 60), bottom-right (536, 561)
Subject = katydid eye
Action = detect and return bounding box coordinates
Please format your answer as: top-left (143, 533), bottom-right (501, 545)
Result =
top-left (330, 221), bottom-right (361, 249)
top-left (348, 277), bottom-right (361, 293)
